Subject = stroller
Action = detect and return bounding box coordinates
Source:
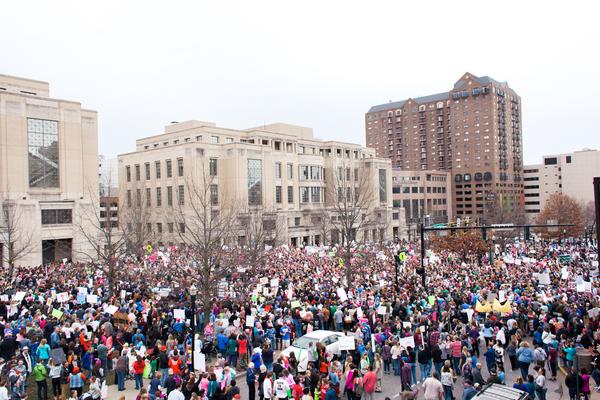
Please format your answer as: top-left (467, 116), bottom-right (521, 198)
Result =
top-left (201, 336), bottom-right (219, 361)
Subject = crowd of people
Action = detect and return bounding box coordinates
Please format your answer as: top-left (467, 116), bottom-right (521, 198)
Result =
top-left (0, 236), bottom-right (597, 400)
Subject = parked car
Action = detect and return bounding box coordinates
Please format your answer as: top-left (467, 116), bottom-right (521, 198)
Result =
top-left (280, 330), bottom-right (344, 372)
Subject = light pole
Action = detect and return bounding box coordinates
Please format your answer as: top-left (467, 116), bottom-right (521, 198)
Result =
top-left (189, 284), bottom-right (197, 372)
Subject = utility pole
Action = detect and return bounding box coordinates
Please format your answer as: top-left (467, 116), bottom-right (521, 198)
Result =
top-left (594, 177), bottom-right (600, 254)
top-left (419, 222), bottom-right (426, 286)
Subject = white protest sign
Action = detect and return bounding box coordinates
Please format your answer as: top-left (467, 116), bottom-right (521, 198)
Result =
top-left (270, 278), bottom-right (279, 288)
top-left (259, 277), bottom-right (268, 285)
top-left (561, 267), bottom-right (569, 280)
top-left (466, 309), bottom-right (475, 322)
top-left (56, 292), bottom-right (69, 303)
top-left (356, 308), bottom-right (363, 318)
top-left (402, 321), bottom-right (412, 329)
top-left (13, 292), bottom-right (26, 302)
top-left (86, 295), bottom-right (98, 304)
top-left (106, 305), bottom-right (118, 315)
top-left (377, 305), bottom-right (387, 315)
top-left (78, 287), bottom-right (88, 295)
top-left (339, 336), bottom-right (356, 351)
top-left (174, 309), bottom-right (186, 320)
top-left (336, 288), bottom-right (348, 302)
top-left (246, 315), bottom-right (255, 328)
top-left (399, 336), bottom-right (415, 349)
top-left (538, 272), bottom-right (551, 285)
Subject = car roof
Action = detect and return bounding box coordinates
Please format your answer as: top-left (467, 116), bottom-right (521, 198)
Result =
top-left (302, 330), bottom-right (342, 339)
top-left (474, 384), bottom-right (528, 400)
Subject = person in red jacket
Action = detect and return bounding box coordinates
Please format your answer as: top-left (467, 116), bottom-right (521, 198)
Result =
top-left (132, 355), bottom-right (146, 390)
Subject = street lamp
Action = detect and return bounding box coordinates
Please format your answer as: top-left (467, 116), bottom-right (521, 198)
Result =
top-left (189, 284), bottom-right (197, 372)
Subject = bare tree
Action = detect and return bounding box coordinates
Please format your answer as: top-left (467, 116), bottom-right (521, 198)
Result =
top-left (536, 192), bottom-right (583, 239)
top-left (484, 196), bottom-right (527, 249)
top-left (314, 209), bottom-right (331, 246)
top-left (75, 180), bottom-right (154, 297)
top-left (172, 171), bottom-right (240, 317)
top-left (327, 161), bottom-right (377, 286)
top-left (582, 200), bottom-right (596, 231)
top-left (0, 196), bottom-right (35, 277)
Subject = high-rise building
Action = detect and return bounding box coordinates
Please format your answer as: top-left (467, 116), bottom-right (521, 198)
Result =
top-left (366, 72), bottom-right (523, 220)
top-left (118, 120), bottom-right (403, 246)
top-left (99, 155), bottom-right (119, 196)
top-left (524, 149), bottom-right (600, 217)
top-left (0, 74), bottom-right (98, 266)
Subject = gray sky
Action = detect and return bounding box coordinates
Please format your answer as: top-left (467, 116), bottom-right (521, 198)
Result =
top-left (2, 0), bottom-right (599, 165)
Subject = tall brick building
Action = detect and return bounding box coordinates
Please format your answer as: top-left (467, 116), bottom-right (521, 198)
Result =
top-left (366, 72), bottom-right (523, 221)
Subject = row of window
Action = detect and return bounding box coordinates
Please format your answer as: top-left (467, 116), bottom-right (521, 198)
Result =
top-left (126, 158), bottom-right (220, 182)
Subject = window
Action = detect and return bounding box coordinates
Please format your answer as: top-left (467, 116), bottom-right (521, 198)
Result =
top-left (178, 185), bottom-right (185, 205)
top-left (177, 158), bottom-right (184, 176)
top-left (544, 157), bottom-right (557, 165)
top-left (167, 186), bottom-right (173, 206)
top-left (179, 223), bottom-right (186, 233)
top-left (566, 155), bottom-right (572, 163)
top-left (167, 222), bottom-right (174, 233)
top-left (156, 187), bottom-right (162, 207)
top-left (41, 209), bottom-right (72, 225)
top-left (310, 187), bottom-right (321, 203)
top-left (155, 161), bottom-right (161, 179)
top-left (299, 165), bottom-right (309, 180)
top-left (209, 158), bottom-right (218, 176)
top-left (226, 137), bottom-right (233, 143)
top-left (379, 169), bottom-right (387, 202)
top-left (287, 186), bottom-right (294, 203)
top-left (210, 184), bottom-right (218, 205)
top-left (166, 160), bottom-right (172, 178)
top-left (210, 136), bottom-right (219, 144)
top-left (300, 187), bottom-right (309, 203)
top-left (310, 166), bottom-right (322, 180)
top-left (145, 163), bottom-right (150, 180)
top-left (135, 165), bottom-right (140, 181)
top-left (275, 186), bottom-right (282, 203)
top-left (275, 162), bottom-right (282, 179)
top-left (146, 188), bottom-right (151, 206)
top-left (157, 223), bottom-right (162, 234)
top-left (287, 163), bottom-right (293, 179)
top-left (247, 159), bottom-right (262, 205)
top-left (27, 118), bottom-right (59, 188)
top-left (126, 166), bottom-right (131, 182)
top-left (294, 217), bottom-right (300, 226)
top-left (136, 189), bottom-right (141, 207)
top-left (127, 190), bottom-right (132, 207)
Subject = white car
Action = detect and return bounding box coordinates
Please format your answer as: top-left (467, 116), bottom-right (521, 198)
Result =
top-left (280, 330), bottom-right (344, 372)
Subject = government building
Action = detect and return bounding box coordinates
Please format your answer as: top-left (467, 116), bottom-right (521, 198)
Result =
top-left (118, 121), bottom-right (403, 247)
top-left (0, 74), bottom-right (98, 266)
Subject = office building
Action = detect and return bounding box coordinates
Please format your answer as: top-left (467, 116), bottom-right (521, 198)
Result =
top-left (0, 74), bottom-right (98, 266)
top-left (524, 149), bottom-right (600, 216)
top-left (366, 72), bottom-right (523, 220)
top-left (392, 169), bottom-right (452, 225)
top-left (99, 155), bottom-right (119, 196)
top-left (118, 121), bottom-right (404, 246)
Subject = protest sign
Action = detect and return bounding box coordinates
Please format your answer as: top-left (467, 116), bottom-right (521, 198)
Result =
top-left (56, 292), bottom-right (69, 303)
top-left (13, 292), bottom-right (26, 302)
top-left (377, 305), bottom-right (387, 315)
top-left (246, 315), bottom-right (255, 327)
top-left (106, 305), bottom-right (118, 315)
top-left (399, 336), bottom-right (415, 349)
top-left (336, 288), bottom-right (348, 302)
top-left (291, 300), bottom-right (302, 309)
top-left (259, 277), bottom-right (269, 285)
top-left (270, 278), bottom-right (279, 287)
top-left (174, 309), bottom-right (186, 320)
top-left (428, 295), bottom-right (435, 306)
top-left (86, 294), bottom-right (98, 304)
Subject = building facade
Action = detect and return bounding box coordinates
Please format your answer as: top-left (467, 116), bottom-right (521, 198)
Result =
top-left (118, 121), bottom-right (403, 247)
top-left (392, 170), bottom-right (452, 232)
top-left (99, 155), bottom-right (119, 196)
top-left (366, 72), bottom-right (523, 220)
top-left (524, 149), bottom-right (600, 217)
top-left (0, 74), bottom-right (98, 266)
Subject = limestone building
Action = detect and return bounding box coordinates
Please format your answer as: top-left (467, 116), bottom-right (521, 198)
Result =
top-left (0, 74), bottom-right (98, 266)
top-left (118, 121), bottom-right (403, 247)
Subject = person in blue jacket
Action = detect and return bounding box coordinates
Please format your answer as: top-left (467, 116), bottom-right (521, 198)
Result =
top-left (516, 341), bottom-right (533, 379)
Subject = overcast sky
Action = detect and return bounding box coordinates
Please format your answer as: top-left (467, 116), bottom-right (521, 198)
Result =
top-left (2, 0), bottom-right (599, 164)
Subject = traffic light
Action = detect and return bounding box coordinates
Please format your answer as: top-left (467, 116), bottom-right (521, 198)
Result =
top-left (525, 226), bottom-right (531, 241)
top-left (482, 227), bottom-right (487, 241)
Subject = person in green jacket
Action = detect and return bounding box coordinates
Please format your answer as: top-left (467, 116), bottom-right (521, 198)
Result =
top-left (33, 361), bottom-right (49, 400)
top-left (226, 336), bottom-right (239, 368)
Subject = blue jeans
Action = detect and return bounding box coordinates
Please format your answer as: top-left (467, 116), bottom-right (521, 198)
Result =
top-left (116, 370), bottom-right (126, 391)
top-left (160, 368), bottom-right (168, 387)
top-left (336, 322), bottom-right (343, 332)
top-left (443, 385), bottom-right (453, 400)
top-left (410, 363), bottom-right (417, 383)
top-left (434, 361), bottom-right (443, 376)
top-left (452, 357), bottom-right (461, 376)
top-left (383, 359), bottom-right (391, 373)
top-left (134, 373), bottom-right (143, 390)
top-left (392, 359), bottom-right (401, 376)
top-left (519, 361), bottom-right (530, 380)
top-left (419, 361), bottom-right (431, 381)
